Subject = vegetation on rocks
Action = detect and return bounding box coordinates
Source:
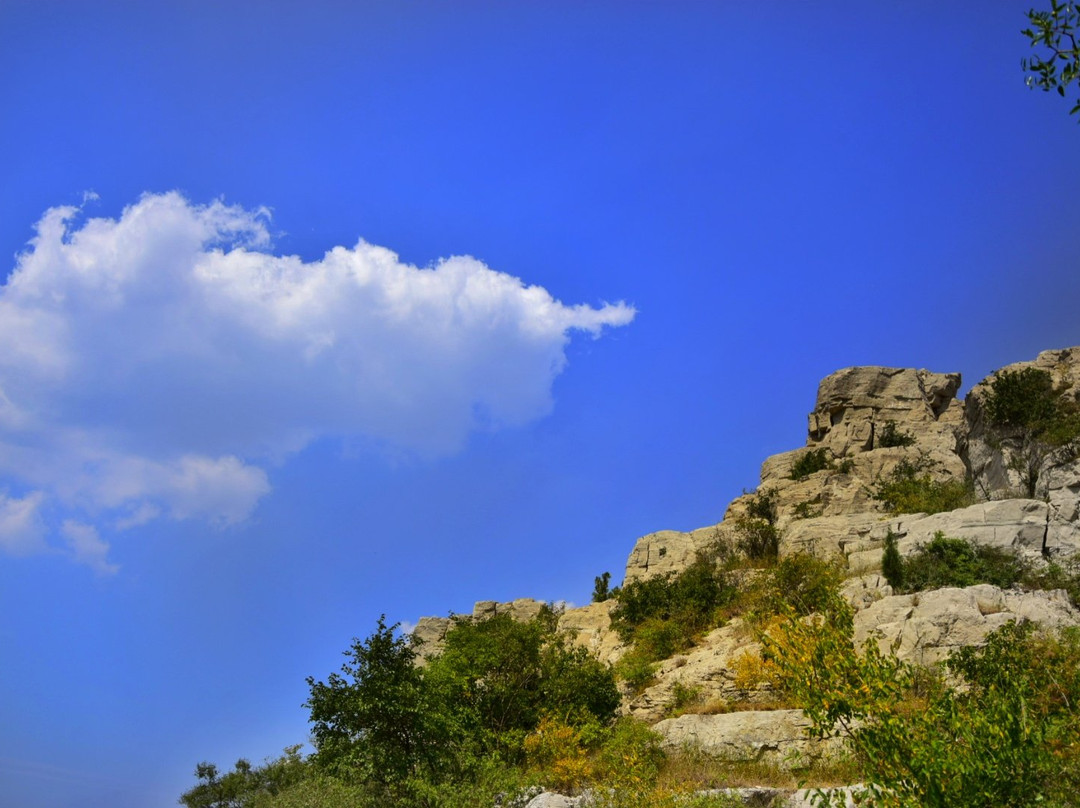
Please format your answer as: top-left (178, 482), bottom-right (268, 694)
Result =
top-left (872, 457), bottom-right (974, 515)
top-left (763, 594), bottom-right (1080, 807)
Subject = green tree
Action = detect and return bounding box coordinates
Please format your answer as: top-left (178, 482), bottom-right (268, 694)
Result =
top-left (304, 616), bottom-right (447, 787)
top-left (1023, 1), bottom-right (1080, 118)
top-left (425, 611), bottom-right (619, 759)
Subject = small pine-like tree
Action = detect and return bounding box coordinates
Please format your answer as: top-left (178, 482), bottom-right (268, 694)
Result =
top-left (882, 530), bottom-right (904, 591)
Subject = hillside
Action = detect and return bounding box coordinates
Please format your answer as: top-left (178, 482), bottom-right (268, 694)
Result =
top-left (182, 347), bottom-right (1080, 808)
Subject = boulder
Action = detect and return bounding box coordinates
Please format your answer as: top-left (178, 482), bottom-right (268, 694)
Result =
top-left (853, 584), bottom-right (1080, 665)
top-left (652, 710), bottom-right (844, 768)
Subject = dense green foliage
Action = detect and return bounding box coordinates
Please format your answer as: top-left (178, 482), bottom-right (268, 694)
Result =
top-left (1023, 0), bottom-right (1080, 118)
top-left (873, 457), bottom-right (974, 515)
top-left (881, 531), bottom-right (904, 591)
top-left (305, 617), bottom-right (448, 786)
top-left (790, 448), bottom-right (832, 480)
top-left (981, 367), bottom-right (1080, 496)
top-left (763, 593), bottom-right (1080, 807)
top-left (892, 532), bottom-right (1028, 593)
top-left (592, 571), bottom-right (614, 602)
top-left (611, 556), bottom-right (736, 671)
top-left (184, 611), bottom-right (622, 807)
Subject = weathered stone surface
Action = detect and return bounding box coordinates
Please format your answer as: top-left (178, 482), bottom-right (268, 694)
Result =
top-left (853, 584), bottom-right (1080, 665)
top-left (893, 499), bottom-right (1050, 559)
top-left (623, 524), bottom-right (722, 583)
top-left (652, 710), bottom-right (844, 768)
top-left (625, 619), bottom-right (766, 723)
top-left (523, 793), bottom-right (580, 808)
top-left (557, 600), bottom-right (626, 665)
top-left (840, 574), bottom-right (893, 610)
top-left (473, 597), bottom-right (547, 622)
top-left (754, 445), bottom-right (966, 531)
top-left (411, 616), bottom-right (451, 660)
top-left (780, 512), bottom-right (886, 559)
top-left (783, 787), bottom-right (863, 808)
top-left (807, 366), bottom-right (962, 456)
top-left (965, 347), bottom-right (1080, 500)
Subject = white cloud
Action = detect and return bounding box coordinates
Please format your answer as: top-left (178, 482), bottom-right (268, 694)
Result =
top-left (0, 492), bottom-right (47, 556)
top-left (60, 520), bottom-right (118, 576)
top-left (0, 192), bottom-right (634, 569)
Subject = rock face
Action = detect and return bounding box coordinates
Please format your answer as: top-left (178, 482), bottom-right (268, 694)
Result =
top-left (623, 525), bottom-right (724, 584)
top-left (965, 347), bottom-right (1080, 501)
top-left (557, 600), bottom-right (626, 666)
top-left (853, 584), bottom-right (1080, 665)
top-left (652, 710), bottom-right (845, 768)
top-left (894, 499), bottom-right (1051, 559)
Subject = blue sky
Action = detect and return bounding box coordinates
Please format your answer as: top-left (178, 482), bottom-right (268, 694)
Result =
top-left (1, 2), bottom-right (1078, 805)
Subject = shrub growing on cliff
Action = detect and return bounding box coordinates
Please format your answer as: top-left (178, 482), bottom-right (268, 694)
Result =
top-left (881, 530), bottom-right (904, 591)
top-left (875, 420), bottom-right (915, 449)
top-left (873, 457), bottom-right (974, 515)
top-left (982, 367), bottom-right (1080, 497)
top-left (612, 556), bottom-right (736, 671)
top-left (790, 448), bottom-right (832, 481)
top-left (763, 595), bottom-right (1080, 808)
top-left (897, 532), bottom-right (1028, 593)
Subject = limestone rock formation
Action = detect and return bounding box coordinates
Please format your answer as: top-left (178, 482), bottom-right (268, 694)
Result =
top-left (853, 583), bottom-right (1080, 665)
top-left (623, 524), bottom-right (724, 584)
top-left (557, 600), bottom-right (626, 665)
top-left (652, 710), bottom-right (845, 768)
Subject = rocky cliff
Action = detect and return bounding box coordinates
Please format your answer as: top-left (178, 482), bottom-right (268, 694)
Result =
top-left (411, 347), bottom-right (1080, 806)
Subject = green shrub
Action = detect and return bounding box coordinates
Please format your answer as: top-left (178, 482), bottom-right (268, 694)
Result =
top-left (790, 448), bottom-right (831, 480)
top-left (615, 649), bottom-right (659, 694)
top-left (760, 553), bottom-right (844, 616)
top-left (791, 498), bottom-right (823, 520)
top-left (897, 532), bottom-right (1028, 593)
top-left (873, 458), bottom-right (974, 514)
top-left (876, 420), bottom-right (916, 448)
top-left (733, 517), bottom-right (780, 562)
top-left (744, 487), bottom-right (778, 524)
top-left (611, 556), bottom-right (736, 670)
top-left (881, 530), bottom-right (904, 591)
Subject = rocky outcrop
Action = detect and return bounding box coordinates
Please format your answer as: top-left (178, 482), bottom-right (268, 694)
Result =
top-left (652, 710), bottom-right (845, 768)
top-left (807, 366), bottom-right (963, 456)
top-left (624, 619), bottom-right (768, 723)
top-left (623, 524), bottom-right (725, 584)
top-left (853, 584), bottom-right (1080, 665)
top-left (557, 600), bottom-right (626, 666)
top-left (965, 347), bottom-right (1080, 501)
top-left (893, 499), bottom-right (1052, 559)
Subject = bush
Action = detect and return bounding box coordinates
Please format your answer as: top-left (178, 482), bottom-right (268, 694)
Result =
top-left (876, 420), bottom-right (916, 448)
top-left (873, 457), bottom-right (974, 514)
top-left (612, 557), bottom-right (735, 649)
top-left (762, 599), bottom-right (1080, 807)
top-left (759, 552), bottom-right (844, 616)
top-left (790, 448), bottom-right (832, 480)
top-left (881, 530), bottom-right (904, 591)
top-left (744, 487), bottom-right (778, 524)
top-left (734, 517), bottom-right (780, 563)
top-left (898, 532), bottom-right (1028, 593)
